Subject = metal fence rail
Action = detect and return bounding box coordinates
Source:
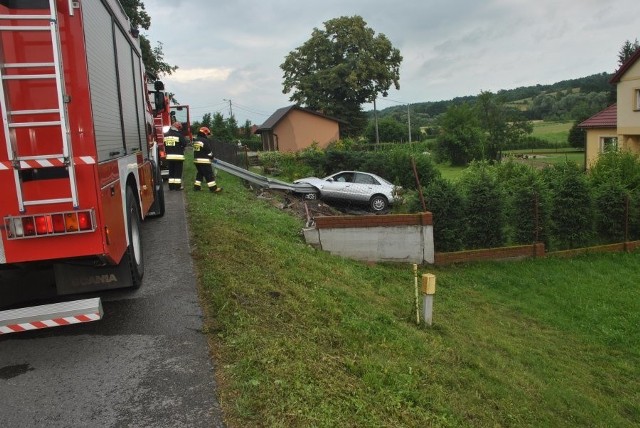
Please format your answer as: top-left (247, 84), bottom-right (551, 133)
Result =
top-left (213, 158), bottom-right (317, 194)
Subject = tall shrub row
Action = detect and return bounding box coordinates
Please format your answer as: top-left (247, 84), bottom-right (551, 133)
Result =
top-left (413, 154), bottom-right (640, 252)
top-left (259, 147), bottom-right (640, 252)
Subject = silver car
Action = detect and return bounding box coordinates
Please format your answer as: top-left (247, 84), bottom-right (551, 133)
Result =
top-left (294, 171), bottom-right (401, 212)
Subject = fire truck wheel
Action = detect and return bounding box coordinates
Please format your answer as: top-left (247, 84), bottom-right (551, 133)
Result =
top-left (126, 186), bottom-right (144, 288)
top-left (155, 178), bottom-right (165, 216)
top-left (149, 163), bottom-right (165, 217)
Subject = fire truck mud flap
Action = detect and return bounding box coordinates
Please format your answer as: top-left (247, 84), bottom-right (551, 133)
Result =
top-left (54, 186), bottom-right (144, 294)
top-left (53, 258), bottom-right (136, 295)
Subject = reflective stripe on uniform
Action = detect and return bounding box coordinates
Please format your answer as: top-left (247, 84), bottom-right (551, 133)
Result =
top-left (194, 158), bottom-right (212, 164)
top-left (194, 180), bottom-right (202, 186)
top-left (164, 136), bottom-right (180, 146)
top-left (207, 180), bottom-right (217, 188)
top-left (166, 154), bottom-right (185, 161)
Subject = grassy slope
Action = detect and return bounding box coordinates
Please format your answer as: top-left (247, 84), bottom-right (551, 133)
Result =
top-left (530, 120), bottom-right (574, 144)
top-left (184, 161), bottom-right (639, 427)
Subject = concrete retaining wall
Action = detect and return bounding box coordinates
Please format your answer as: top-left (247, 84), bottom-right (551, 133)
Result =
top-left (303, 213), bottom-right (434, 264)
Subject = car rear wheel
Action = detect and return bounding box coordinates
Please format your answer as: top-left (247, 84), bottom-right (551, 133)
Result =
top-left (370, 195), bottom-right (388, 212)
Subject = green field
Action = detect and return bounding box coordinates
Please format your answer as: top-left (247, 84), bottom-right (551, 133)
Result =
top-left (185, 159), bottom-right (640, 427)
top-left (530, 120), bottom-right (573, 144)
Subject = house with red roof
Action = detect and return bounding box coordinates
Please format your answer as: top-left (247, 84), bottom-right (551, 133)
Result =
top-left (579, 103), bottom-right (618, 167)
top-left (256, 105), bottom-right (343, 152)
top-left (580, 48), bottom-right (640, 168)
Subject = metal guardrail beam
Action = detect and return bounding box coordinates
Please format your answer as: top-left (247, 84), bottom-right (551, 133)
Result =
top-left (213, 159), bottom-right (317, 194)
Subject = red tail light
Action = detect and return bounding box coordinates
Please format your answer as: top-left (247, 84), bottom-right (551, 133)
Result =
top-left (78, 212), bottom-right (92, 231)
top-left (22, 217), bottom-right (36, 236)
top-left (5, 210), bottom-right (95, 239)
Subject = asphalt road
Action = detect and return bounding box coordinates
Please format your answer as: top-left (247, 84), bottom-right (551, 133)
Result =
top-left (0, 184), bottom-right (225, 427)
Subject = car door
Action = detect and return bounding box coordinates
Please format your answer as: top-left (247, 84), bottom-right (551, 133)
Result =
top-left (349, 172), bottom-right (379, 202)
top-left (321, 172), bottom-right (354, 200)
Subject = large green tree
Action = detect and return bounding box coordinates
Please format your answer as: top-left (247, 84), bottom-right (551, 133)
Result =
top-left (617, 38), bottom-right (640, 69)
top-left (364, 117), bottom-right (406, 143)
top-left (475, 91), bottom-right (532, 160)
top-left (120, 0), bottom-right (177, 79)
top-left (435, 104), bottom-right (485, 166)
top-left (281, 15), bottom-right (402, 137)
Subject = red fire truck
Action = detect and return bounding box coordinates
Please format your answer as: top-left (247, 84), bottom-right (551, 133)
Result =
top-left (0, 0), bottom-right (167, 332)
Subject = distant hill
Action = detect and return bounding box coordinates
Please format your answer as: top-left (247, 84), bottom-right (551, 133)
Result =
top-left (370, 72), bottom-right (615, 126)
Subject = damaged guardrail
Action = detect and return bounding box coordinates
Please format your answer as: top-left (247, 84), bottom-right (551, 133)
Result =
top-left (213, 158), bottom-right (317, 194)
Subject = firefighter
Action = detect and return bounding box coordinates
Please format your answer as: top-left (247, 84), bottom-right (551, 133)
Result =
top-left (164, 121), bottom-right (187, 190)
top-left (192, 127), bottom-right (222, 193)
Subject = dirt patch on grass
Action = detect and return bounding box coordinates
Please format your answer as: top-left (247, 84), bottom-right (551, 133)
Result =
top-left (254, 188), bottom-right (372, 226)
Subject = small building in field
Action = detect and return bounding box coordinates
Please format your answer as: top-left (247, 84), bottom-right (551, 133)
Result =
top-left (256, 105), bottom-right (341, 152)
top-left (579, 103), bottom-right (618, 168)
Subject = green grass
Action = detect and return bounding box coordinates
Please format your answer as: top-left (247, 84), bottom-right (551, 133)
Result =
top-left (504, 151), bottom-right (585, 169)
top-left (435, 163), bottom-right (466, 182)
top-left (531, 120), bottom-right (573, 144)
top-left (184, 157), bottom-right (640, 427)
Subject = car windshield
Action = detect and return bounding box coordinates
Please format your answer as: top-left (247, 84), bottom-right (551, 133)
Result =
top-left (325, 172), bottom-right (354, 182)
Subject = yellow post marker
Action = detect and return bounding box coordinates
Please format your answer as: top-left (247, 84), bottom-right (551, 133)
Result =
top-left (422, 273), bottom-right (436, 326)
top-left (413, 264), bottom-right (420, 325)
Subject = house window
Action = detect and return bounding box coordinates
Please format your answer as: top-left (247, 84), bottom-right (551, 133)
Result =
top-left (600, 136), bottom-right (618, 153)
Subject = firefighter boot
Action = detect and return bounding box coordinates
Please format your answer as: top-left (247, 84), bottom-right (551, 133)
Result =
top-left (193, 180), bottom-right (202, 191)
top-left (209, 185), bottom-right (223, 193)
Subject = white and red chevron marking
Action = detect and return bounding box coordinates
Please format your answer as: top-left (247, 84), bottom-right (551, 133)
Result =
top-left (20, 158), bottom-right (66, 169)
top-left (0, 156), bottom-right (96, 170)
top-left (77, 156), bottom-right (96, 165)
top-left (0, 312), bottom-right (101, 334)
top-left (0, 298), bottom-right (103, 335)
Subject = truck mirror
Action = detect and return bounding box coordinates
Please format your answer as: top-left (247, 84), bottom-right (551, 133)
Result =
top-left (154, 80), bottom-right (165, 91)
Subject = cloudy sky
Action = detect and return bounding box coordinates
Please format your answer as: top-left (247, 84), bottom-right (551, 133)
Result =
top-left (142, 0), bottom-right (638, 126)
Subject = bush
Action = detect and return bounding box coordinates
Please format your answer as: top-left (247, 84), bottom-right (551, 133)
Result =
top-left (494, 161), bottom-right (551, 246)
top-left (423, 179), bottom-right (466, 252)
top-left (544, 162), bottom-right (594, 250)
top-left (593, 181), bottom-right (629, 243)
top-left (360, 150), bottom-right (441, 191)
top-left (589, 150), bottom-right (640, 190)
top-left (459, 162), bottom-right (505, 249)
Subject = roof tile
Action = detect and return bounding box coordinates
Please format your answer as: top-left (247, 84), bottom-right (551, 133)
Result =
top-left (579, 103), bottom-right (617, 128)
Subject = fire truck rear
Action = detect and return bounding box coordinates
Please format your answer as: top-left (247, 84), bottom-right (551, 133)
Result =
top-left (0, 0), bottom-right (166, 331)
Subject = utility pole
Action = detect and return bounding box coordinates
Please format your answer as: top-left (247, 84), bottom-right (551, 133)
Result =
top-left (223, 98), bottom-right (233, 118)
top-left (374, 98), bottom-right (380, 145)
top-left (407, 103), bottom-right (412, 143)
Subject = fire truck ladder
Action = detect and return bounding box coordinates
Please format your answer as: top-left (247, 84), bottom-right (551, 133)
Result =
top-left (0, 0), bottom-right (78, 212)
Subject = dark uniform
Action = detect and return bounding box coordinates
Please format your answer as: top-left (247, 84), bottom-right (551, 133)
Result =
top-left (163, 123), bottom-right (187, 190)
top-left (192, 129), bottom-right (222, 193)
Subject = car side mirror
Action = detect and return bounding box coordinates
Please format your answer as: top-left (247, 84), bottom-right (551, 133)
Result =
top-left (326, 177), bottom-right (334, 182)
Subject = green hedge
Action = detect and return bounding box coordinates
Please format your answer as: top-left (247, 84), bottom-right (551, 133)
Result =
top-left (259, 146), bottom-right (640, 252)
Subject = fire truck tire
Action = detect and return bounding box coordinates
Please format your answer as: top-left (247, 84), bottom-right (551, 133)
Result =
top-left (149, 165), bottom-right (165, 217)
top-left (125, 186), bottom-right (144, 288)
top-left (155, 179), bottom-right (165, 217)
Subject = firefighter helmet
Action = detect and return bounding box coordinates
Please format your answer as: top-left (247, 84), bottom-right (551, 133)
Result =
top-left (199, 127), bottom-right (211, 136)
top-left (172, 121), bottom-right (183, 131)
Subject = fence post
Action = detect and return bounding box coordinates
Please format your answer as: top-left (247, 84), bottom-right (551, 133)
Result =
top-left (411, 157), bottom-right (427, 212)
top-left (534, 192), bottom-right (539, 243)
top-left (625, 194), bottom-right (630, 243)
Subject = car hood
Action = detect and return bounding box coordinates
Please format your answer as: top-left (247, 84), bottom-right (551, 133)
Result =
top-left (293, 177), bottom-right (326, 187)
